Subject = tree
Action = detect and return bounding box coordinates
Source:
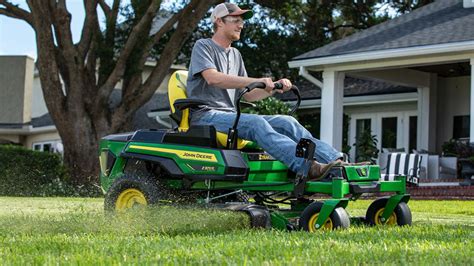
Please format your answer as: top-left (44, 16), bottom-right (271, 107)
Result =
top-left (0, 0), bottom-right (219, 184)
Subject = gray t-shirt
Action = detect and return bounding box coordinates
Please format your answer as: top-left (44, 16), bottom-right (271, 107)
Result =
top-left (187, 38), bottom-right (247, 121)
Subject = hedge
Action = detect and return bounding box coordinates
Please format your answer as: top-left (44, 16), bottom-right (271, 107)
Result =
top-left (0, 145), bottom-right (101, 197)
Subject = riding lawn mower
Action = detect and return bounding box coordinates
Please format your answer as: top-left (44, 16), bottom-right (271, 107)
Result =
top-left (99, 70), bottom-right (412, 231)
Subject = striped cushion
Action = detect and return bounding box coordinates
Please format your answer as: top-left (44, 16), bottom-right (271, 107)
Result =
top-left (381, 153), bottom-right (421, 184)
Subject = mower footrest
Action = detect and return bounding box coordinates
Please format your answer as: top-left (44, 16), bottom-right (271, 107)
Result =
top-left (349, 182), bottom-right (380, 194)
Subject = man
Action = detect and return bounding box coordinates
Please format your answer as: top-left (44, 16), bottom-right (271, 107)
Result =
top-left (186, 2), bottom-right (344, 179)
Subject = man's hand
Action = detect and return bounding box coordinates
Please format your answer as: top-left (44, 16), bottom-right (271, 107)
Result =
top-left (259, 77), bottom-right (274, 94)
top-left (275, 78), bottom-right (292, 93)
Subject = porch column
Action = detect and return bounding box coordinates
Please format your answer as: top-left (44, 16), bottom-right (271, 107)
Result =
top-left (417, 73), bottom-right (438, 152)
top-left (470, 58), bottom-right (474, 143)
top-left (321, 70), bottom-right (344, 151)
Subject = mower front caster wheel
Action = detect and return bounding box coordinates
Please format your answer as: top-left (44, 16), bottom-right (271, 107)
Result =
top-left (365, 198), bottom-right (412, 226)
top-left (299, 201), bottom-right (350, 231)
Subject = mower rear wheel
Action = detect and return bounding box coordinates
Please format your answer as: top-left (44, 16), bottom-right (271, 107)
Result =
top-left (104, 175), bottom-right (162, 212)
top-left (365, 198), bottom-right (412, 226)
top-left (299, 201), bottom-right (350, 231)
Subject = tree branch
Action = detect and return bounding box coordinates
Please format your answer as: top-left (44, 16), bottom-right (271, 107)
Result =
top-left (96, 0), bottom-right (161, 107)
top-left (26, 1), bottom-right (67, 118)
top-left (111, 0), bottom-right (217, 129)
top-left (77, 0), bottom-right (99, 60)
top-left (124, 8), bottom-right (185, 95)
top-left (98, 0), bottom-right (111, 19)
top-left (0, 0), bottom-right (33, 26)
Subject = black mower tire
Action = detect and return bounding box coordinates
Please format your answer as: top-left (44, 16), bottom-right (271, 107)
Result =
top-left (365, 198), bottom-right (412, 226)
top-left (104, 175), bottom-right (162, 212)
top-left (299, 201), bottom-right (350, 231)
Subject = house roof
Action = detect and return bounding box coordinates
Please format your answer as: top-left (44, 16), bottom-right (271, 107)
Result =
top-left (277, 77), bottom-right (416, 101)
top-left (151, 77), bottom-right (416, 111)
top-left (0, 90), bottom-right (169, 131)
top-left (293, 0), bottom-right (474, 61)
top-left (1, 77), bottom-right (414, 131)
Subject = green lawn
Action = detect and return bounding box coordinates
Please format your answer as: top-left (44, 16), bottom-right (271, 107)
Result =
top-left (0, 197), bottom-right (473, 265)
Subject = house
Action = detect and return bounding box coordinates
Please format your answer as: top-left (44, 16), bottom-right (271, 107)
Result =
top-left (0, 55), bottom-right (182, 152)
top-left (4, 0), bottom-right (473, 181)
top-left (288, 0), bottom-right (474, 165)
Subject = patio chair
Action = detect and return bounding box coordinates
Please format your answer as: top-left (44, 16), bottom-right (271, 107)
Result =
top-left (381, 152), bottom-right (421, 185)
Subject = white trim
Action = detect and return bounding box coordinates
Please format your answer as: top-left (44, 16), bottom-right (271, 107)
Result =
top-left (144, 60), bottom-right (186, 70)
top-left (299, 67), bottom-right (323, 88)
top-left (146, 93), bottom-right (418, 120)
top-left (288, 92), bottom-right (417, 109)
top-left (288, 40), bottom-right (474, 69)
top-left (320, 70), bottom-right (344, 150)
top-left (470, 58), bottom-right (474, 143)
top-left (147, 110), bottom-right (169, 118)
top-left (155, 116), bottom-right (172, 128)
top-left (0, 125), bottom-right (57, 135)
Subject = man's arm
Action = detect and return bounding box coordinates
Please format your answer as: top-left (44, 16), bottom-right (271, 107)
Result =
top-left (201, 69), bottom-right (274, 102)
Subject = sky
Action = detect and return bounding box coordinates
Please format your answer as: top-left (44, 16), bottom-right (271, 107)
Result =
top-left (0, 1), bottom-right (397, 60)
top-left (0, 0), bottom-right (189, 60)
top-left (0, 1), bottom-right (96, 59)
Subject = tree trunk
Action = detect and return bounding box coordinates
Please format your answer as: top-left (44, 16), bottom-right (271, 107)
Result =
top-left (1, 0), bottom-right (217, 185)
top-left (62, 131), bottom-right (101, 185)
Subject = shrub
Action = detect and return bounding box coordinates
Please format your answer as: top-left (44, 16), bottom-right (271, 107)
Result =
top-left (0, 145), bottom-right (101, 197)
top-left (242, 97), bottom-right (297, 118)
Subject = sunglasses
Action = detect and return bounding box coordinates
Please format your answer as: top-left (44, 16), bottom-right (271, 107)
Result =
top-left (223, 17), bottom-right (245, 26)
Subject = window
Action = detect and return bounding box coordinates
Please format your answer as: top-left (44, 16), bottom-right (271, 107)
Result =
top-left (356, 119), bottom-right (371, 140)
top-left (32, 140), bottom-right (63, 154)
top-left (382, 117), bottom-right (397, 149)
top-left (453, 115), bottom-right (470, 139)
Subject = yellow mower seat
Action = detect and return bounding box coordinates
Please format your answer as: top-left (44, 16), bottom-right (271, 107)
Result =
top-left (168, 70), bottom-right (256, 150)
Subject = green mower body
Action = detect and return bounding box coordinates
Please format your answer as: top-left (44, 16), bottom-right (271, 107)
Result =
top-left (99, 75), bottom-right (413, 231)
top-left (99, 127), bottom-right (411, 231)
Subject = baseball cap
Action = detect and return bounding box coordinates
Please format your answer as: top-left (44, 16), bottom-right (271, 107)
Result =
top-left (211, 3), bottom-right (253, 23)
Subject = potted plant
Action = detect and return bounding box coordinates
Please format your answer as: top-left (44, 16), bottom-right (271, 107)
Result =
top-left (353, 129), bottom-right (379, 163)
top-left (442, 139), bottom-right (474, 185)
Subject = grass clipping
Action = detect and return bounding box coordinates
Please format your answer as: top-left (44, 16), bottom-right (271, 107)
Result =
top-left (1, 205), bottom-right (251, 236)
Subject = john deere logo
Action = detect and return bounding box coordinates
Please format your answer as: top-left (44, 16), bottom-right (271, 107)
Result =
top-left (259, 154), bottom-right (273, 160)
top-left (128, 145), bottom-right (217, 162)
top-left (357, 167), bottom-right (367, 176)
top-left (183, 152), bottom-right (213, 160)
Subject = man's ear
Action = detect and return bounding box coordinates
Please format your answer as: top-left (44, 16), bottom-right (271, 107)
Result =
top-left (216, 17), bottom-right (225, 28)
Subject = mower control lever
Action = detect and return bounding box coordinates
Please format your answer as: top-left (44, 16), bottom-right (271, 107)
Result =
top-left (244, 81), bottom-right (284, 91)
top-left (227, 81), bottom-right (302, 149)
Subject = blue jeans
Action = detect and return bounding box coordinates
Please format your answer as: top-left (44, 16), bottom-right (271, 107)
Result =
top-left (192, 110), bottom-right (343, 172)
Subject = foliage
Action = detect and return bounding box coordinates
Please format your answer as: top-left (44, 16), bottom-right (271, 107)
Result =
top-left (0, 1), bottom-right (216, 185)
top-left (298, 112), bottom-right (320, 138)
top-left (229, 1), bottom-right (433, 81)
top-left (342, 114), bottom-right (351, 155)
top-left (0, 197), bottom-right (472, 265)
top-left (297, 113), bottom-right (351, 155)
top-left (242, 97), bottom-right (296, 118)
top-left (0, 0), bottom-right (435, 185)
top-left (354, 129), bottom-right (379, 163)
top-left (0, 145), bottom-right (100, 197)
top-left (442, 139), bottom-right (474, 161)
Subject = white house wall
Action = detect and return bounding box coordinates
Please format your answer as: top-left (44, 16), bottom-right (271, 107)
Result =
top-left (344, 102), bottom-right (418, 160)
top-left (0, 134), bottom-right (21, 143)
top-left (31, 75), bottom-right (49, 118)
top-left (25, 132), bottom-right (61, 150)
top-left (436, 76), bottom-right (471, 152)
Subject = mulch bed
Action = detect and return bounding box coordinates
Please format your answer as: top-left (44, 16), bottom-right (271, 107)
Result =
top-left (408, 184), bottom-right (474, 200)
